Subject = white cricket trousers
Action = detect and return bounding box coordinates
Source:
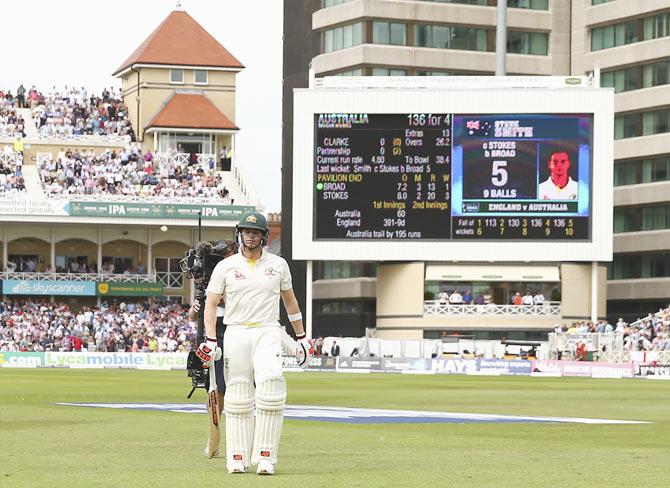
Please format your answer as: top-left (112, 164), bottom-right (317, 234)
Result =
top-left (223, 325), bottom-right (286, 469)
top-left (223, 325), bottom-right (283, 383)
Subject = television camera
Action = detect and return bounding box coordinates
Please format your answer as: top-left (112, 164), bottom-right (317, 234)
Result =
top-left (181, 239), bottom-right (236, 398)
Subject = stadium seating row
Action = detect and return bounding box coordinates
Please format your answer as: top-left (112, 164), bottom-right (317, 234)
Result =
top-left (0, 148), bottom-right (25, 192)
top-left (38, 147), bottom-right (232, 201)
top-left (31, 86), bottom-right (133, 139)
top-left (0, 300), bottom-right (194, 353)
top-left (0, 102), bottom-right (25, 138)
top-left (557, 308), bottom-right (670, 352)
top-left (2, 298), bottom-right (668, 354)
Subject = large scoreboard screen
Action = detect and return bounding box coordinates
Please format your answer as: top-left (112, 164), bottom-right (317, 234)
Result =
top-left (314, 113), bottom-right (592, 241)
top-left (293, 85), bottom-right (613, 262)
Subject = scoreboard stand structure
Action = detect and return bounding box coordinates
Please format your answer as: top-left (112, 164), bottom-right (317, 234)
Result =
top-left (293, 75), bottom-right (613, 339)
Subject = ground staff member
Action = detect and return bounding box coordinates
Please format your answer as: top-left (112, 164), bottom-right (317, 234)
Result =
top-left (197, 211), bottom-right (311, 475)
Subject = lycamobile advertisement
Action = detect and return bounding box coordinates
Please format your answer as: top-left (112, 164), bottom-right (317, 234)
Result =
top-left (0, 351), bottom-right (45, 368)
top-left (43, 352), bottom-right (187, 369)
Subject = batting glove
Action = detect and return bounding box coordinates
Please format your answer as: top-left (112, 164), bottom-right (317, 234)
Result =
top-left (196, 337), bottom-right (217, 367)
top-left (295, 333), bottom-right (314, 369)
top-left (280, 329), bottom-right (297, 357)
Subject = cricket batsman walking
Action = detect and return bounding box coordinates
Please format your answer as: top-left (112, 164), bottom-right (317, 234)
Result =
top-left (197, 211), bottom-right (311, 475)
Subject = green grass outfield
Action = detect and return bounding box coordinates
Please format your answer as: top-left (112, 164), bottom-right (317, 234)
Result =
top-left (0, 370), bottom-right (668, 488)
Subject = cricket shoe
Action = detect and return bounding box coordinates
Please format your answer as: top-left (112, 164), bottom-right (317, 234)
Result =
top-left (204, 446), bottom-right (220, 459)
top-left (256, 460), bottom-right (275, 475)
top-left (227, 461), bottom-right (246, 474)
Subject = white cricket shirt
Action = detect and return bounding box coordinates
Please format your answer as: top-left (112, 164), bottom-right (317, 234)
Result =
top-left (538, 176), bottom-right (578, 200)
top-left (206, 249), bottom-right (292, 326)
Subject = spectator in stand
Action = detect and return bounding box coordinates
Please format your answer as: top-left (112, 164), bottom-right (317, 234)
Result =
top-left (512, 292), bottom-right (523, 305)
top-left (219, 145), bottom-right (232, 170)
top-left (16, 84), bottom-right (26, 108)
top-left (533, 291), bottom-right (545, 305)
top-left (462, 289), bottom-right (472, 305)
top-left (13, 135), bottom-right (24, 156)
top-left (314, 337), bottom-right (324, 356)
top-left (438, 289), bottom-right (448, 305)
top-left (616, 317), bottom-right (627, 333)
top-left (475, 292), bottom-right (485, 305)
top-left (448, 289), bottom-right (463, 304)
top-left (28, 86), bottom-right (40, 109)
top-left (522, 291), bottom-right (534, 306)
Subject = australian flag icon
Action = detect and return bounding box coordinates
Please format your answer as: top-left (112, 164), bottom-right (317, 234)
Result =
top-left (465, 119), bottom-right (492, 137)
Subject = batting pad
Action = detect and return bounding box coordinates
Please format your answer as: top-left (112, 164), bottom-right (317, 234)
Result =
top-left (252, 376), bottom-right (287, 465)
top-left (224, 378), bottom-right (255, 468)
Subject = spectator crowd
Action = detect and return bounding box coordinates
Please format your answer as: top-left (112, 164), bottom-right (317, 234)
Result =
top-left (0, 146), bottom-right (25, 193)
top-left (39, 146), bottom-right (231, 201)
top-left (31, 86), bottom-right (133, 139)
top-left (437, 289), bottom-right (548, 306)
top-left (2, 84), bottom-right (132, 139)
top-left (556, 306), bottom-right (670, 352)
top-left (0, 93), bottom-right (25, 138)
top-left (2, 84), bottom-right (236, 201)
top-left (5, 256), bottom-right (38, 273)
top-left (5, 256), bottom-right (148, 275)
top-left (0, 300), bottom-right (195, 353)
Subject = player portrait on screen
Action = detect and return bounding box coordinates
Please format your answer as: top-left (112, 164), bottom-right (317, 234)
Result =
top-left (538, 142), bottom-right (579, 200)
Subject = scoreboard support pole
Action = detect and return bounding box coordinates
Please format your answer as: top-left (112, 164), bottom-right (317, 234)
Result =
top-left (306, 260), bottom-right (313, 339)
top-left (591, 261), bottom-right (598, 323)
top-left (495, 0), bottom-right (507, 76)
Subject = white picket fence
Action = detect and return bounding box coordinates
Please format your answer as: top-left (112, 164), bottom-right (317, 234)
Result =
top-left (1, 271), bottom-right (157, 283)
top-left (424, 300), bottom-right (561, 316)
top-left (36, 133), bottom-right (130, 145)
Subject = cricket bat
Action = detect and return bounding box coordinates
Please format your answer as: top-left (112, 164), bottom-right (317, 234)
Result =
top-left (206, 347), bottom-right (221, 459)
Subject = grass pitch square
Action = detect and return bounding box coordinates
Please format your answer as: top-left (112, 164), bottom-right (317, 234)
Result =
top-left (0, 369), bottom-right (667, 487)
